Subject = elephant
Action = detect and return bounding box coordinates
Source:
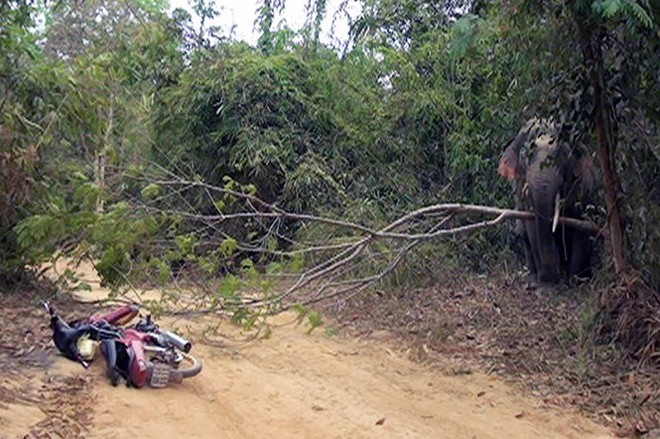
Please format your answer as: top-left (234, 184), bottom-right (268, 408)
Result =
top-left (498, 118), bottom-right (595, 285)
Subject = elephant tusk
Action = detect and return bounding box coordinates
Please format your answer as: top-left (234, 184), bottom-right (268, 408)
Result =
top-left (552, 192), bottom-right (561, 233)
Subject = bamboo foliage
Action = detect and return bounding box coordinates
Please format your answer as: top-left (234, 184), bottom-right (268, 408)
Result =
top-left (1, 0), bottom-right (658, 299)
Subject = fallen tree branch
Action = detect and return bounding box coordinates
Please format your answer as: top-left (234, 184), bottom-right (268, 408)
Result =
top-left (146, 204), bottom-right (602, 238)
top-left (116, 169), bottom-right (606, 312)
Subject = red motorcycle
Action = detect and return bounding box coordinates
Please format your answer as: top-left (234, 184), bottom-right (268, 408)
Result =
top-left (45, 302), bottom-right (202, 388)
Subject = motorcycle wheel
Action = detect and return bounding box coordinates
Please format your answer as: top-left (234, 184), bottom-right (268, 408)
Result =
top-left (144, 345), bottom-right (203, 380)
top-left (176, 351), bottom-right (203, 378)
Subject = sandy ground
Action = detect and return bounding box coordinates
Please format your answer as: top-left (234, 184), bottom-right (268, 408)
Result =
top-left (1, 263), bottom-right (615, 438)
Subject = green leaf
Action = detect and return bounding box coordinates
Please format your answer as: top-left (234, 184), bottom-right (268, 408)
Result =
top-left (75, 282), bottom-right (93, 292)
top-left (266, 237), bottom-right (278, 252)
top-left (141, 183), bottom-right (161, 199)
top-left (307, 311), bottom-right (323, 334)
top-left (220, 238), bottom-right (238, 257)
top-left (266, 261), bottom-right (283, 274)
top-left (153, 259), bottom-right (172, 283)
top-left (244, 184), bottom-right (257, 195)
top-left (293, 303), bottom-right (309, 325)
top-left (218, 276), bottom-right (239, 297)
top-left (210, 294), bottom-right (220, 312)
top-left (175, 233), bottom-right (197, 255)
top-left (289, 253), bottom-right (305, 272)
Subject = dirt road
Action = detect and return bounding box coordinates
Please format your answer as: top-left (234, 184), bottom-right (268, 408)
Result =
top-left (87, 311), bottom-right (612, 439)
top-left (1, 263), bottom-right (614, 438)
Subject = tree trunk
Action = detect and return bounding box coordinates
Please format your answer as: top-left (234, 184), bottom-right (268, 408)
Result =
top-left (575, 14), bottom-right (628, 273)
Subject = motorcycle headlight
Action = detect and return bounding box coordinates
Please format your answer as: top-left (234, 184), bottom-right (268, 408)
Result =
top-left (76, 335), bottom-right (97, 361)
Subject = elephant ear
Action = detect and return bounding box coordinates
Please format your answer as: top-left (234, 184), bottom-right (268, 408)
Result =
top-left (498, 140), bottom-right (523, 181)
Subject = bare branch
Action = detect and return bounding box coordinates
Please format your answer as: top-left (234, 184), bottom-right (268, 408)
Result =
top-left (121, 169), bottom-right (604, 311)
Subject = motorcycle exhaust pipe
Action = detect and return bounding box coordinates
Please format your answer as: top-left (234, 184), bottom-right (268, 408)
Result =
top-left (161, 330), bottom-right (192, 353)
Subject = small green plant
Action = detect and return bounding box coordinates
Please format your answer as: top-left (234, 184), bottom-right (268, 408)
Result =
top-left (293, 303), bottom-right (324, 334)
top-left (325, 325), bottom-right (339, 337)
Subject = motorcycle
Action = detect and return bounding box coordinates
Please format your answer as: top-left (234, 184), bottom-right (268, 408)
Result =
top-left (44, 301), bottom-right (202, 388)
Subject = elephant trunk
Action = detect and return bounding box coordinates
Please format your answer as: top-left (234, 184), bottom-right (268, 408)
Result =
top-left (529, 172), bottom-right (562, 285)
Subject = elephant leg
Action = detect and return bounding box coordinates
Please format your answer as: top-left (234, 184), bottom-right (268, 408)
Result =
top-left (553, 225), bottom-right (571, 280)
top-left (518, 219), bottom-right (537, 276)
top-left (524, 219), bottom-right (545, 284)
top-left (568, 227), bottom-right (593, 278)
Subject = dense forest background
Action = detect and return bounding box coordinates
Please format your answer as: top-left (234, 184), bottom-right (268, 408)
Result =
top-left (1, 0), bottom-right (658, 351)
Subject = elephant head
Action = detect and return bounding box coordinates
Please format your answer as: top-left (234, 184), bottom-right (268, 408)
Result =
top-left (498, 118), bottom-right (595, 285)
